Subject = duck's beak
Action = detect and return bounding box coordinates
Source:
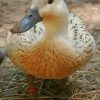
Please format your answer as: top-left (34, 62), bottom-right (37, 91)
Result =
top-left (10, 7), bottom-right (42, 34)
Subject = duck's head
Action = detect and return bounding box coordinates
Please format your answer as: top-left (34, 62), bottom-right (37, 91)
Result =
top-left (10, 0), bottom-right (69, 34)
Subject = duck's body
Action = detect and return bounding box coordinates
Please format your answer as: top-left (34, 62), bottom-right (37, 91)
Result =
top-left (6, 0), bottom-right (95, 79)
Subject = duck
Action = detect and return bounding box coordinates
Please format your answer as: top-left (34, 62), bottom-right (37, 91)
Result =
top-left (6, 0), bottom-right (95, 99)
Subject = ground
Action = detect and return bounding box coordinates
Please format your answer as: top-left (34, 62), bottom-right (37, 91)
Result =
top-left (0, 0), bottom-right (100, 100)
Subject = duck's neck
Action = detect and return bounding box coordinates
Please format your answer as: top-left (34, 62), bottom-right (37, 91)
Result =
top-left (42, 13), bottom-right (69, 39)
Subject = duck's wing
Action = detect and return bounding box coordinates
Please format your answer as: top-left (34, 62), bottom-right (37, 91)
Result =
top-left (68, 12), bottom-right (95, 61)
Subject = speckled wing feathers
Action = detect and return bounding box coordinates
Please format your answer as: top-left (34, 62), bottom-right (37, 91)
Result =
top-left (68, 13), bottom-right (95, 63)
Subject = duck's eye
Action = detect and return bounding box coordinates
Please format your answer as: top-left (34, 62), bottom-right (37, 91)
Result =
top-left (48, 0), bottom-right (54, 4)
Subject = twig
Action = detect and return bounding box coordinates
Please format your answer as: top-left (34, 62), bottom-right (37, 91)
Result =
top-left (38, 80), bottom-right (44, 94)
top-left (91, 94), bottom-right (97, 100)
top-left (6, 74), bottom-right (18, 89)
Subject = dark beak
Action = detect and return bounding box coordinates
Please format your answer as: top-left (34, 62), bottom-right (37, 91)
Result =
top-left (10, 7), bottom-right (42, 34)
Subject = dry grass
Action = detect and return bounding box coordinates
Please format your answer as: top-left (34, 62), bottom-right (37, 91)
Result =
top-left (0, 0), bottom-right (100, 100)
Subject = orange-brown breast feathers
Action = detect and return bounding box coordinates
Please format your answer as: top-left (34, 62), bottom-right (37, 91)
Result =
top-left (9, 41), bottom-right (80, 79)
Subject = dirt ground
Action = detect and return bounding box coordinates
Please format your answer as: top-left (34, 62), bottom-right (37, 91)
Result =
top-left (0, 0), bottom-right (100, 100)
